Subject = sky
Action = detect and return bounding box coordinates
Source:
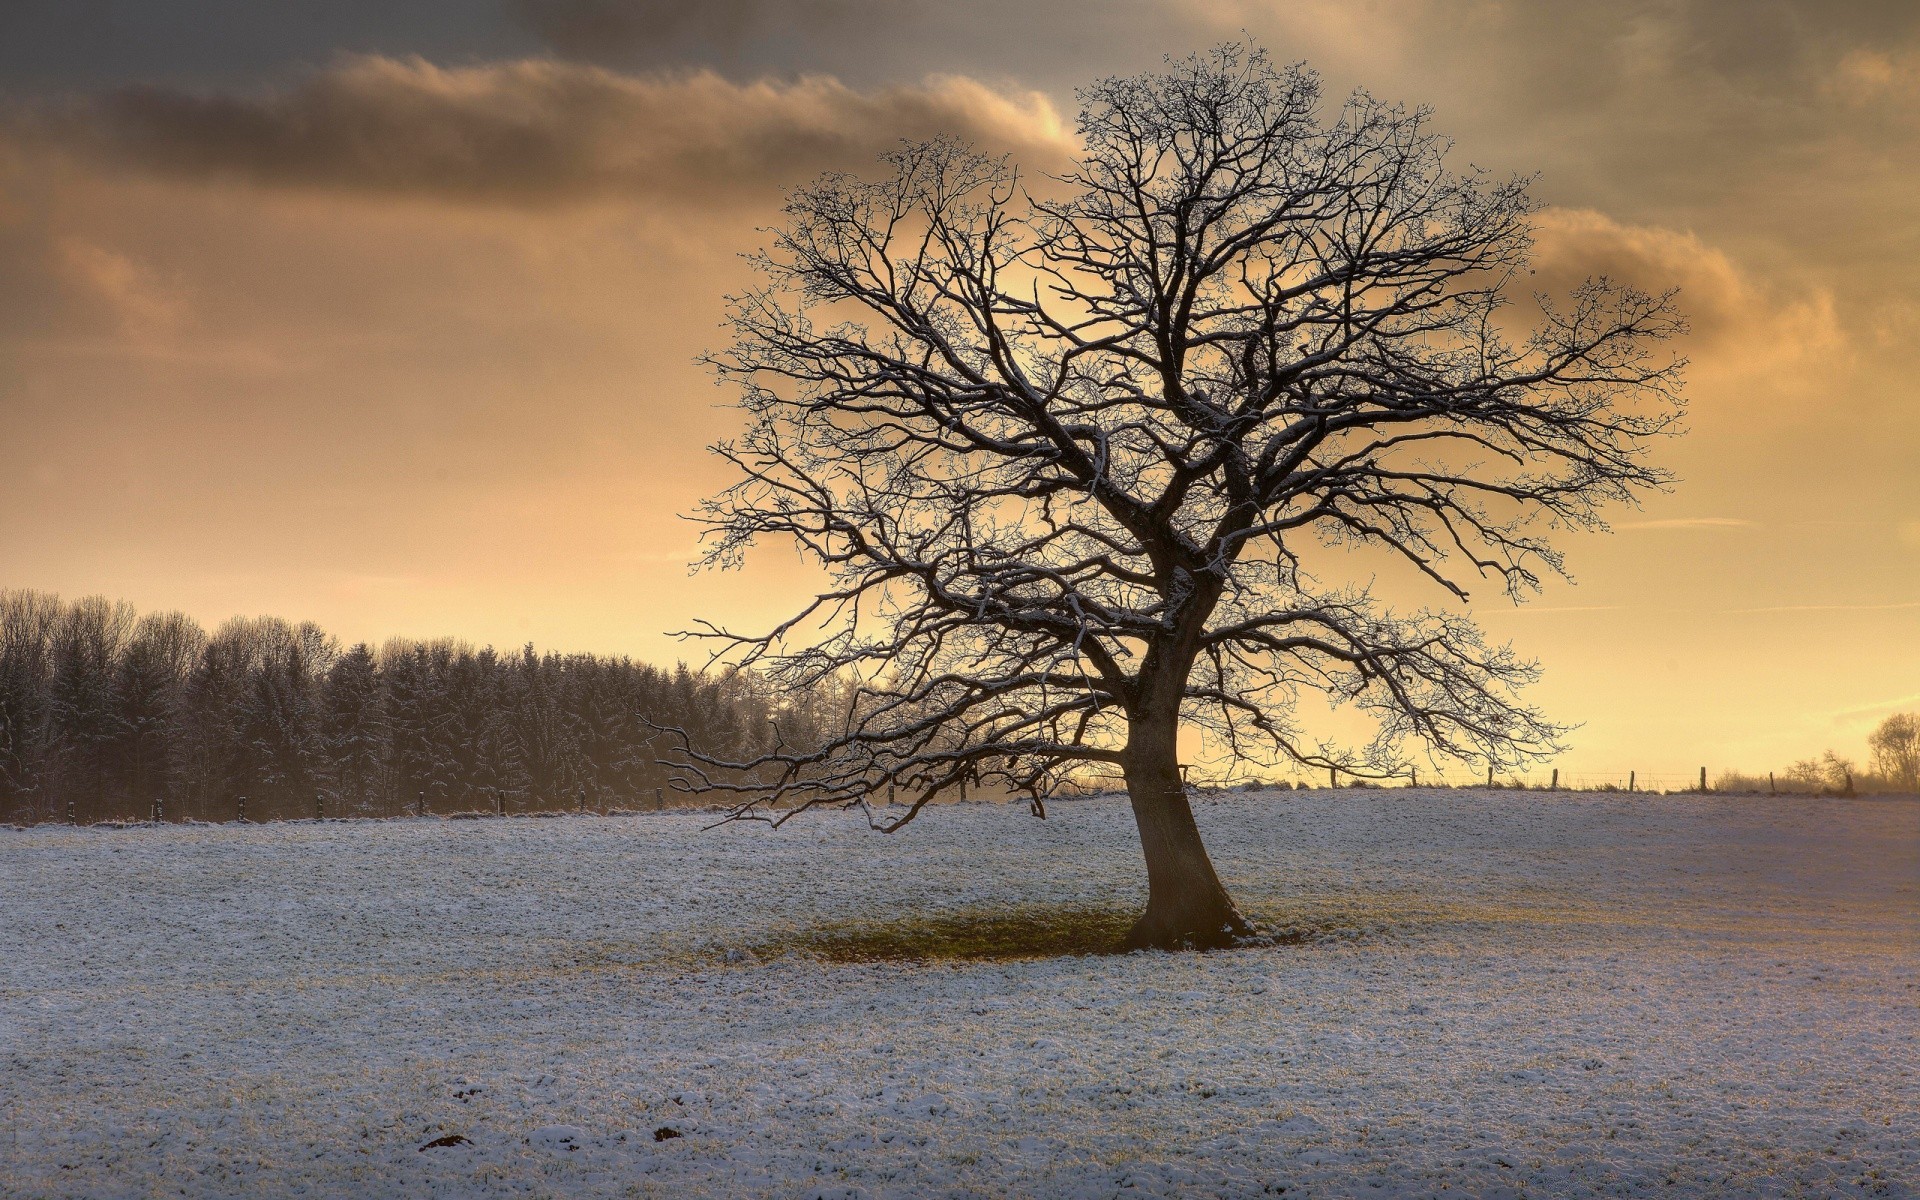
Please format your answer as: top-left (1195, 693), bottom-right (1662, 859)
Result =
top-left (2, 0), bottom-right (1917, 779)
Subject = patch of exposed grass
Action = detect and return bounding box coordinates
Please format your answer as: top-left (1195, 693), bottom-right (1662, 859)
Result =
top-left (783, 905), bottom-right (1141, 963)
top-left (757, 905), bottom-right (1337, 964)
top-left (727, 888), bottom-right (1612, 967)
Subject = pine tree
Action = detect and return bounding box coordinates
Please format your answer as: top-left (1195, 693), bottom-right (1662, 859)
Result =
top-left (509, 645), bottom-right (582, 808)
top-left (47, 597), bottom-right (134, 821)
top-left (383, 639), bottom-right (468, 814)
top-left (234, 619), bottom-right (335, 818)
top-left (111, 611), bottom-right (206, 815)
top-left (174, 619), bottom-right (261, 820)
top-left (323, 644), bottom-right (390, 815)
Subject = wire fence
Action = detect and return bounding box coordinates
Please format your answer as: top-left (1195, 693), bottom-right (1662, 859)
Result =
top-left (1065, 764), bottom-right (1902, 797)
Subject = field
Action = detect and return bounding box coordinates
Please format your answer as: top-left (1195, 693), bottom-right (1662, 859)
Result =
top-left (2, 789), bottom-right (1915, 1199)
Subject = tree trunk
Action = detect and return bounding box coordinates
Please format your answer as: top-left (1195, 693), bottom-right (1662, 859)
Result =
top-left (1120, 709), bottom-right (1253, 951)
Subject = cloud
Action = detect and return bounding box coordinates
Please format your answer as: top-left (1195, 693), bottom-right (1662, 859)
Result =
top-left (1725, 601), bottom-right (1920, 615)
top-left (1525, 207), bottom-right (1845, 371)
top-left (30, 56), bottom-right (1073, 207)
top-left (505, 0), bottom-right (1213, 80)
top-left (52, 237), bottom-right (187, 337)
top-left (509, 0), bottom-right (886, 57)
top-left (0, 161), bottom-right (190, 348)
top-left (1481, 604), bottom-right (1621, 614)
top-left (1830, 47), bottom-right (1920, 104)
top-left (1829, 690), bottom-right (1920, 722)
top-left (1613, 517), bottom-right (1753, 530)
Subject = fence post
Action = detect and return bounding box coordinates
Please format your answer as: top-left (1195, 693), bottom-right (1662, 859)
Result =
top-left (1769, 772), bottom-right (1776, 795)
top-left (315, 792), bottom-right (324, 822)
top-left (655, 787), bottom-right (665, 811)
top-left (153, 797), bottom-right (163, 824)
top-left (1329, 766), bottom-right (1337, 789)
top-left (1487, 764), bottom-right (1495, 789)
top-left (1628, 770), bottom-right (1635, 793)
top-left (1699, 766), bottom-right (1707, 792)
top-left (1551, 767), bottom-right (1559, 790)
top-left (67, 797), bottom-right (75, 826)
top-left (577, 786), bottom-right (585, 814)
top-left (417, 789), bottom-right (425, 819)
top-left (1410, 767), bottom-right (1418, 788)
top-left (494, 789), bottom-right (503, 818)
top-left (237, 794), bottom-right (245, 823)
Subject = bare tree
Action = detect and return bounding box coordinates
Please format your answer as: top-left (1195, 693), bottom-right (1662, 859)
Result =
top-left (0, 590), bottom-right (62, 820)
top-left (1868, 713), bottom-right (1919, 793)
top-left (668, 45), bottom-right (1684, 948)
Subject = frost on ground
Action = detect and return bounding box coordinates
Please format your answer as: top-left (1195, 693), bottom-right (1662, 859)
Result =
top-left (1, 790), bottom-right (1915, 1199)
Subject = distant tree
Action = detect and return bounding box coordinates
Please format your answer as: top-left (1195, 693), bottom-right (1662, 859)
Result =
top-left (444, 646), bottom-right (527, 809)
top-left (0, 590), bottom-right (61, 820)
top-left (234, 619), bottom-right (335, 817)
top-left (47, 597), bottom-right (135, 819)
top-left (323, 643), bottom-right (390, 814)
top-left (383, 641), bottom-right (454, 814)
top-left (509, 645), bottom-right (583, 808)
top-left (111, 611), bottom-right (206, 811)
top-left (1868, 713), bottom-right (1919, 793)
top-left (1823, 750), bottom-right (1857, 795)
top-left (174, 620), bottom-right (250, 818)
top-left (673, 45), bottom-right (1684, 947)
top-left (1786, 751), bottom-right (1856, 795)
top-left (570, 657), bottom-right (652, 808)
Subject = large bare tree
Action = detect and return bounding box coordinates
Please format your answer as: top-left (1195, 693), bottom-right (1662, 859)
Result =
top-left (670, 45), bottom-right (1684, 949)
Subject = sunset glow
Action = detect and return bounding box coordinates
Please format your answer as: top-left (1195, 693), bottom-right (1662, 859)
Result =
top-left (5, 1), bottom-right (1917, 778)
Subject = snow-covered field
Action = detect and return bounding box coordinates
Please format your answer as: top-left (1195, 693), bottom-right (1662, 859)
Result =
top-left (2, 789), bottom-right (1915, 1199)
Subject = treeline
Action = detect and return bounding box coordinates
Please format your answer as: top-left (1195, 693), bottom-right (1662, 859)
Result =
top-left (0, 590), bottom-right (846, 824)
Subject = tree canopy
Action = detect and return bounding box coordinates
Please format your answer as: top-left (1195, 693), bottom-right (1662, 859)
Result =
top-left (674, 45), bottom-right (1684, 947)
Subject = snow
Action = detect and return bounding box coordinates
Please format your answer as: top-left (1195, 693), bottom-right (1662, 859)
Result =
top-left (2, 789), bottom-right (1915, 1198)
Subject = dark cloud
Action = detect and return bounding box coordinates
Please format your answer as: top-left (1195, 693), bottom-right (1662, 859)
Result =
top-left (29, 55), bottom-right (1072, 205)
top-left (501, 0), bottom-right (1920, 98)
top-left (507, 0), bottom-right (885, 58)
top-left (505, 0), bottom-right (1200, 84)
top-left (0, 0), bottom-right (533, 92)
top-left (1450, 0), bottom-right (1920, 117)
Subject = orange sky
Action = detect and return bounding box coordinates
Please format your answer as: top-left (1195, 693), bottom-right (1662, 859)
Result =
top-left (2, 0), bottom-right (1917, 778)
